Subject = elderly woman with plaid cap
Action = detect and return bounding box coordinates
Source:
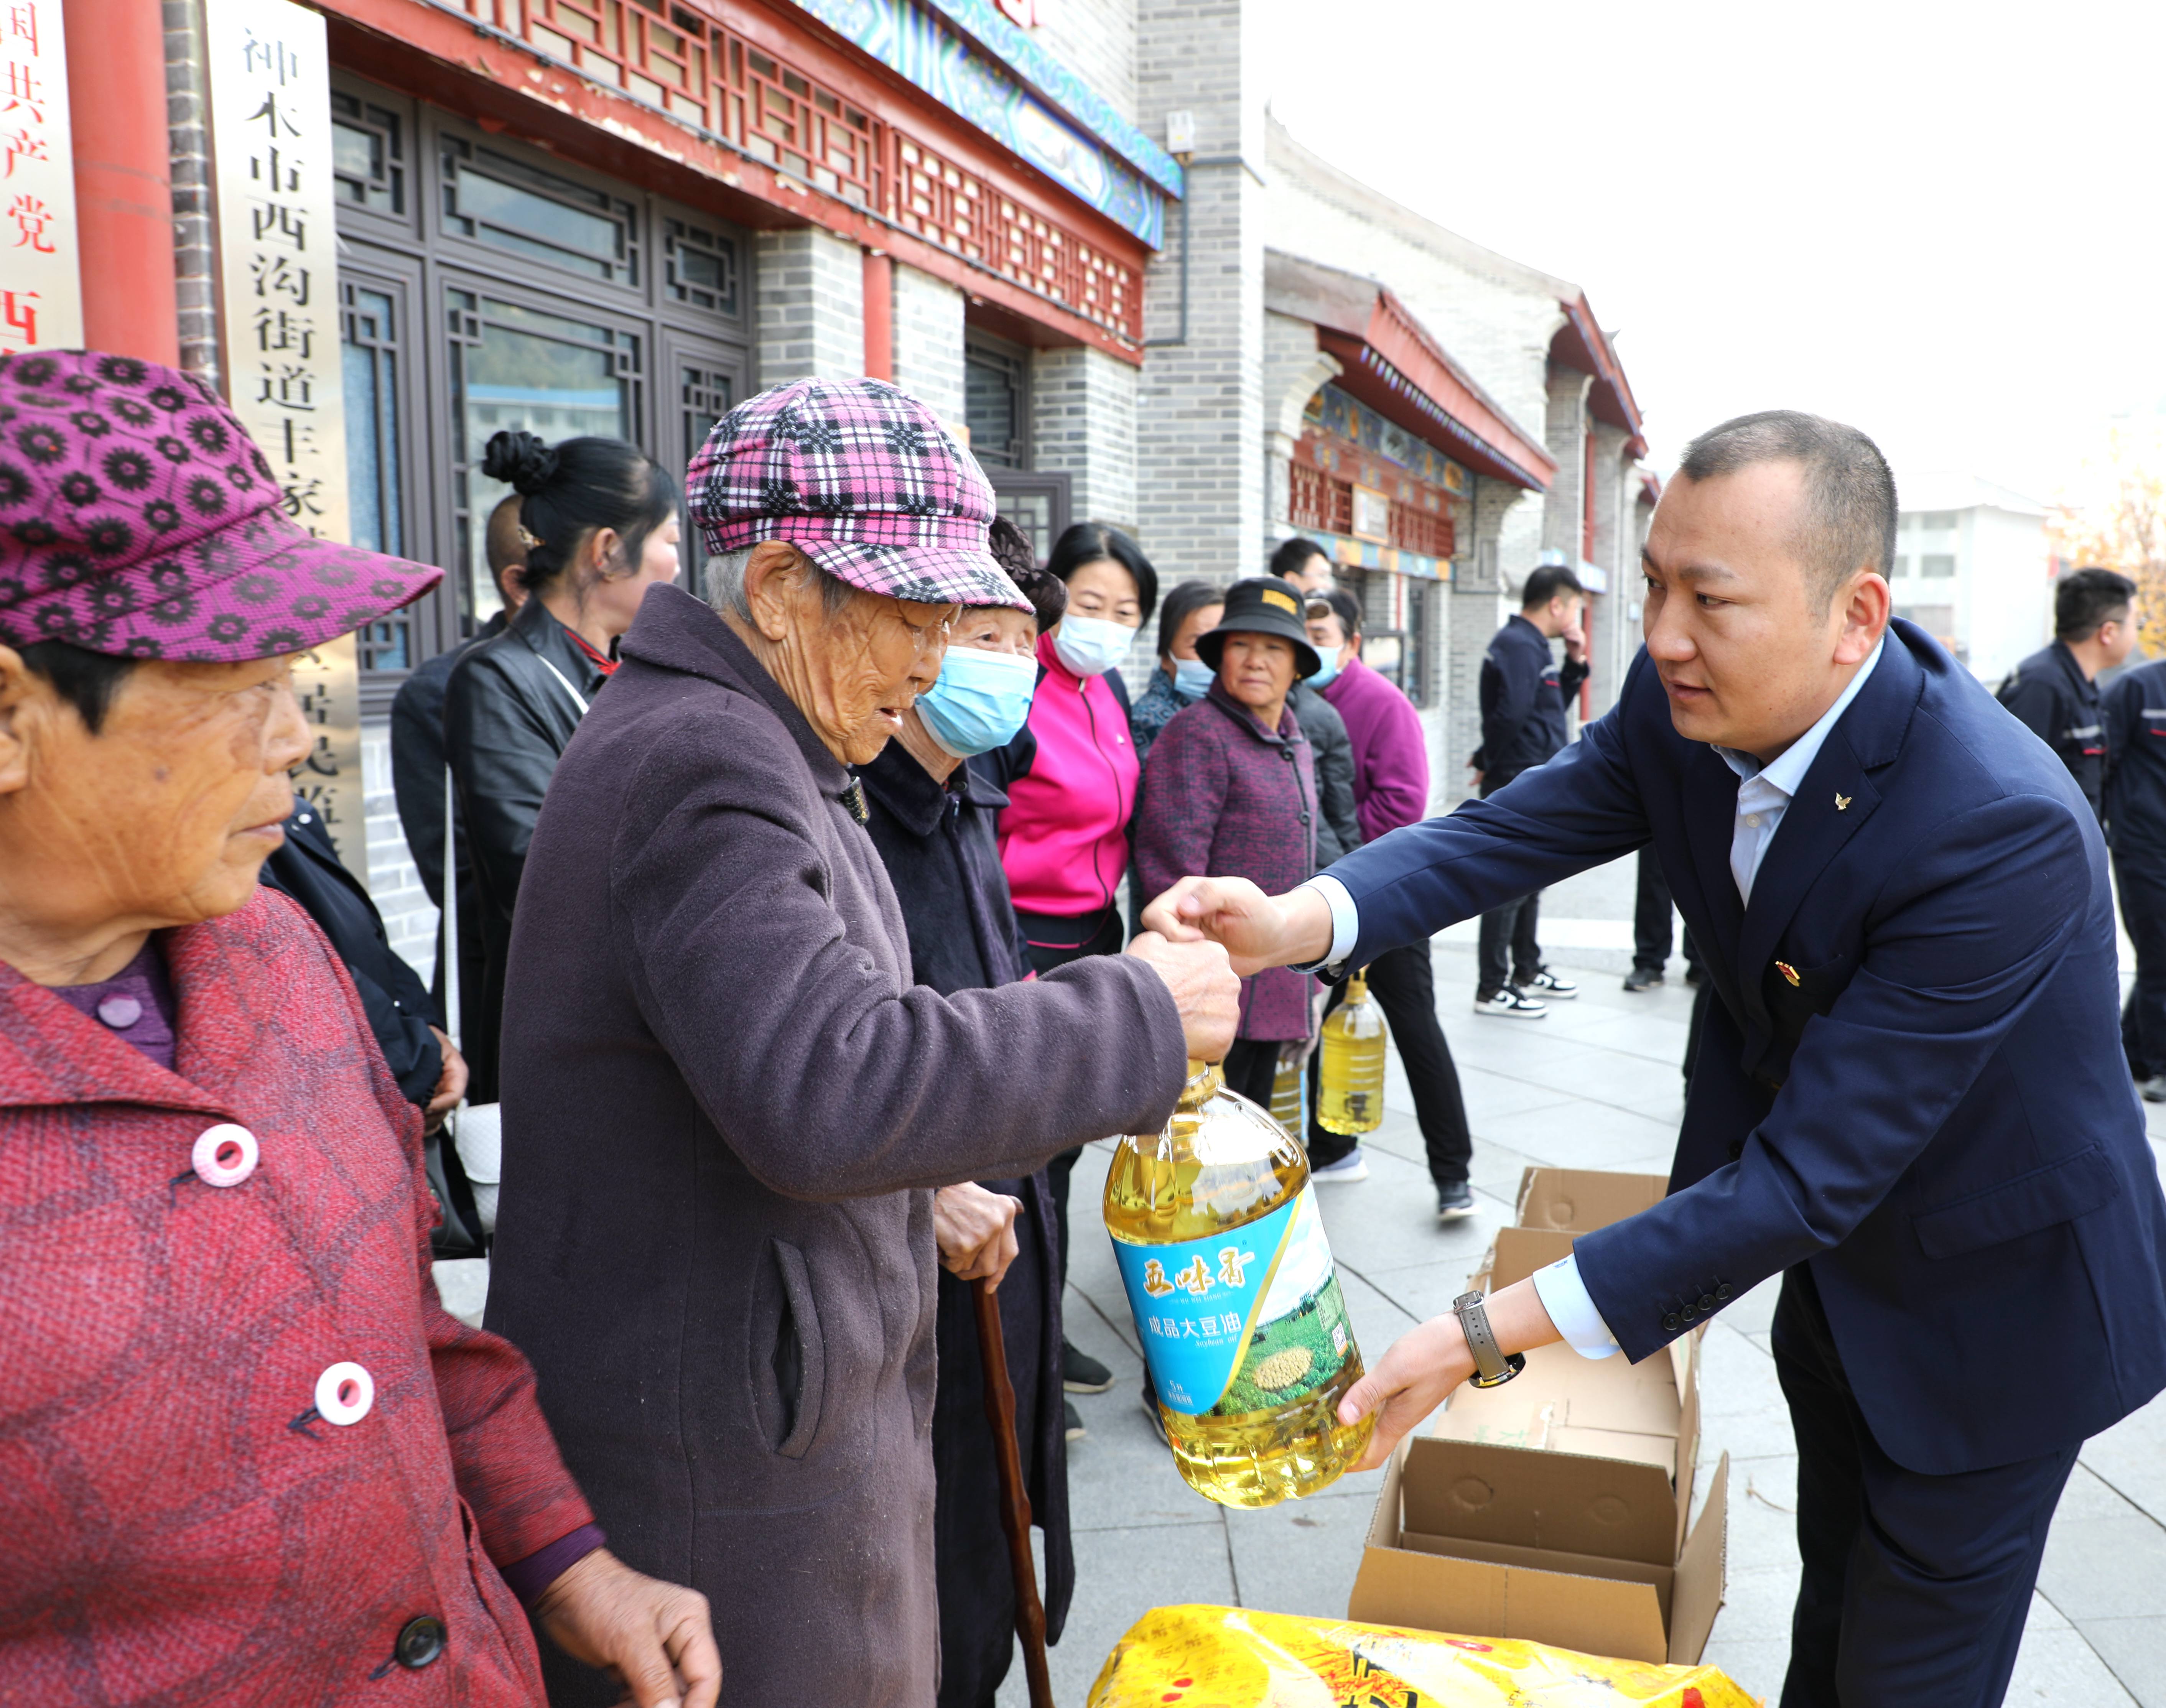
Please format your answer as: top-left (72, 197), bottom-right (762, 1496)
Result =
top-left (482, 378), bottom-right (1239, 1707)
top-left (0, 351), bottom-right (718, 1706)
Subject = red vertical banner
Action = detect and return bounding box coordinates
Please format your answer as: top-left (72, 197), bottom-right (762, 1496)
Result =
top-left (2, 0), bottom-right (84, 353)
top-left (63, 0), bottom-right (176, 362)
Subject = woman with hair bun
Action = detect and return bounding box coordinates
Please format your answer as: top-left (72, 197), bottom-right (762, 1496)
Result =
top-left (444, 429), bottom-right (680, 1101)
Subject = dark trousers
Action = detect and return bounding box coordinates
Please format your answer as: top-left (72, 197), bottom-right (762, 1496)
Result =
top-left (2116, 851), bottom-right (2166, 1080)
top-left (1773, 1266), bottom-right (2078, 1707)
top-left (1634, 845), bottom-right (1705, 975)
top-left (1021, 907), bottom-right (1127, 1295)
top-left (1476, 773), bottom-right (1543, 996)
top-left (1476, 890), bottom-right (1542, 996)
top-left (1307, 941), bottom-right (1471, 1184)
top-left (932, 1206), bottom-right (1048, 1708)
top-left (1221, 1037), bottom-right (1281, 1109)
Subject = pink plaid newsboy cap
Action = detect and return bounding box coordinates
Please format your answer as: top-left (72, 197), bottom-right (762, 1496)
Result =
top-left (0, 349), bottom-right (441, 662)
top-left (686, 376), bottom-right (1030, 612)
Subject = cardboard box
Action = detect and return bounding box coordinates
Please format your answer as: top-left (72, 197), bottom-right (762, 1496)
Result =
top-left (1349, 1435), bottom-right (1730, 1666)
top-left (1514, 1165), bottom-right (1669, 1234)
top-left (1354, 1164), bottom-right (1725, 1661)
top-left (1430, 1338), bottom-right (1699, 1524)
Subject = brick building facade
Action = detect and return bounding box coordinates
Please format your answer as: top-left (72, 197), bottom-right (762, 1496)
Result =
top-left (32, 0), bottom-right (1653, 959)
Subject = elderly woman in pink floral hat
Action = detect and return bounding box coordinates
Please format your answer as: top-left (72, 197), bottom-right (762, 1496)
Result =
top-left (483, 377), bottom-right (1242, 1707)
top-left (0, 350), bottom-right (718, 1706)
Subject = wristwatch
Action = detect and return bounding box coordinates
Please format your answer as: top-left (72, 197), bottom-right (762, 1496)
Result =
top-left (1453, 1290), bottom-right (1527, 1389)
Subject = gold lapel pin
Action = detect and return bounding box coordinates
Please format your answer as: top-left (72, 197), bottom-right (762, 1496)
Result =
top-left (1835, 792), bottom-right (1851, 811)
top-left (1776, 961), bottom-right (1801, 987)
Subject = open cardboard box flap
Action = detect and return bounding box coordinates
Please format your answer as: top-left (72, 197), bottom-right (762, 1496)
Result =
top-left (1515, 1166), bottom-right (1669, 1234)
top-left (1433, 1339), bottom-right (1700, 1548)
top-left (1351, 1435), bottom-right (1730, 1667)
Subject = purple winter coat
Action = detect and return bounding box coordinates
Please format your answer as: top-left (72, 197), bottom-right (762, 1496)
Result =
top-left (1134, 681), bottom-right (1318, 1041)
top-left (484, 584), bottom-right (1189, 1708)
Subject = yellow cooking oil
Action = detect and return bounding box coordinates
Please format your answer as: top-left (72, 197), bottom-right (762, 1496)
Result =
top-left (1317, 969), bottom-right (1387, 1135)
top-left (1104, 1061), bottom-right (1374, 1508)
top-left (1267, 1052), bottom-right (1304, 1135)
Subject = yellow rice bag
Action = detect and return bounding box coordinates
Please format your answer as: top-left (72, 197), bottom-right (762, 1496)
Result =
top-left (1086, 1604), bottom-right (1758, 1707)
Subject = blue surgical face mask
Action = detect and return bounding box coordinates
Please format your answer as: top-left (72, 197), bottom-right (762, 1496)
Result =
top-left (1307, 651), bottom-right (1342, 691)
top-left (916, 645), bottom-right (1039, 758)
top-left (1172, 656), bottom-right (1216, 699)
top-left (1051, 613), bottom-right (1136, 678)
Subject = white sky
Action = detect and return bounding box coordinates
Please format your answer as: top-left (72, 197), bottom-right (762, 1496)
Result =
top-left (1253, 0), bottom-right (2166, 503)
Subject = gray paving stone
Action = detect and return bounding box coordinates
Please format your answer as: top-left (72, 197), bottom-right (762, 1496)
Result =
top-left (2072, 1616), bottom-right (2166, 1706)
top-left (1699, 1634), bottom-right (1792, 1699)
top-left (2039, 1517), bottom-right (2166, 1621)
top-left (1221, 1483), bottom-right (1379, 1622)
top-left (2082, 1401), bottom-right (2166, 1528)
top-left (2005, 1624), bottom-right (2145, 1705)
top-left (1020, 1519), bottom-right (1239, 1708)
top-left (1453, 1064), bottom-right (1582, 1126)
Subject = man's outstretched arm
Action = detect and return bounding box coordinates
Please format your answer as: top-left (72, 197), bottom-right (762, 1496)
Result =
top-left (1144, 652), bottom-right (1656, 974)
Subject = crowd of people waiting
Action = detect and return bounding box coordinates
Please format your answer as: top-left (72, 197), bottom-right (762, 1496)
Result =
top-left (0, 349), bottom-right (1471, 1708)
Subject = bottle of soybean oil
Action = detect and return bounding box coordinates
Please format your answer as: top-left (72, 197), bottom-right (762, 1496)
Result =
top-left (1318, 969), bottom-right (1387, 1135)
top-left (1267, 1052), bottom-right (1305, 1135)
top-left (1104, 1061), bottom-right (1374, 1507)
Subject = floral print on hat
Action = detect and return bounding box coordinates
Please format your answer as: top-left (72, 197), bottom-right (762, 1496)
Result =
top-left (0, 350), bottom-right (441, 662)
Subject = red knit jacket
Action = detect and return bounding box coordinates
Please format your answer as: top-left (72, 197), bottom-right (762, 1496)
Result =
top-left (0, 889), bottom-right (592, 1704)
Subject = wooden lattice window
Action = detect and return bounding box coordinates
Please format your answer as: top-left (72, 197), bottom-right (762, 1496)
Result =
top-left (422, 0), bottom-right (1142, 342)
top-left (1290, 463), bottom-right (1352, 537)
top-left (1390, 500), bottom-right (1453, 559)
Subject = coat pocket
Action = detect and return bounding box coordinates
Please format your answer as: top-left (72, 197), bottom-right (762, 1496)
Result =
top-left (1913, 1145), bottom-right (2121, 1260)
top-left (749, 1238), bottom-right (827, 1459)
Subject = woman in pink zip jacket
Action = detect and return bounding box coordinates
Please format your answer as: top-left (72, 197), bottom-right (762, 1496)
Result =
top-left (974, 520), bottom-right (1158, 1435)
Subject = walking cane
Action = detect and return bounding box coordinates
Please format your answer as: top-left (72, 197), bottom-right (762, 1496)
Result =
top-left (972, 1276), bottom-right (1055, 1708)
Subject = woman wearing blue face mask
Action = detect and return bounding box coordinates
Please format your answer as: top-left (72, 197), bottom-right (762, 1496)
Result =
top-left (856, 518), bottom-right (1081, 1708)
top-left (977, 518), bottom-right (1158, 1420)
top-left (1128, 580), bottom-right (1225, 764)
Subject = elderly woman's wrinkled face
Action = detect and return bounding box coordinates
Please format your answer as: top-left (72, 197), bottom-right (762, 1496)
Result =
top-left (0, 652), bottom-right (310, 979)
top-left (1219, 631), bottom-right (1298, 717)
top-left (952, 606), bottom-right (1037, 658)
top-left (740, 549), bottom-right (957, 767)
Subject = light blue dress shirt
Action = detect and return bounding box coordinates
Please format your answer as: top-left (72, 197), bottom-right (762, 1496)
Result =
top-left (1300, 639), bottom-right (1886, 1358)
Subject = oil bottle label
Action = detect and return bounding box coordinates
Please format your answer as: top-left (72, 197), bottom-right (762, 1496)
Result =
top-left (1110, 1186), bottom-right (1356, 1417)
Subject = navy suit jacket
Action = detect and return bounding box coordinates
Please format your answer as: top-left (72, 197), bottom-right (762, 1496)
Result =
top-left (1327, 620), bottom-right (2166, 1474)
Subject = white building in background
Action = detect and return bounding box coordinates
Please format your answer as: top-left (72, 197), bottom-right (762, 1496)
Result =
top-left (1889, 476), bottom-right (2052, 684)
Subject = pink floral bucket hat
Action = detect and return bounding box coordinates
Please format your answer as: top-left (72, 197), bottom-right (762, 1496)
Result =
top-left (0, 349), bottom-right (441, 661)
top-left (686, 376), bottom-right (1029, 612)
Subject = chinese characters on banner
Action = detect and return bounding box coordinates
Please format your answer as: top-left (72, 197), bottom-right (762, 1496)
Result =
top-left (204, 0), bottom-right (368, 882)
top-left (1, 0), bottom-right (84, 352)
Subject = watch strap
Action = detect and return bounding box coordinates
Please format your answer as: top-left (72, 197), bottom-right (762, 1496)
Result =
top-left (1453, 1290), bottom-right (1526, 1390)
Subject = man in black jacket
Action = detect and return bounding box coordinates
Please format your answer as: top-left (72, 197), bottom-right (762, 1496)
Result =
top-left (1469, 562), bottom-right (1588, 1015)
top-left (1292, 674), bottom-right (1361, 867)
top-left (1996, 566), bottom-right (2139, 821)
top-left (2105, 647), bottom-right (2166, 1100)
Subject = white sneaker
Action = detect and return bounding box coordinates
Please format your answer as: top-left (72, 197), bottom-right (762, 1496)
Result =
top-left (1475, 987), bottom-right (1547, 1019)
top-left (1522, 968), bottom-right (1578, 1000)
top-left (1310, 1147), bottom-right (1369, 1183)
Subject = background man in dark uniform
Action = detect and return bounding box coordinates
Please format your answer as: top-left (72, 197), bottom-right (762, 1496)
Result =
top-left (2105, 647), bottom-right (2166, 1100)
top-left (1996, 566), bottom-right (2140, 819)
top-left (1469, 561), bottom-right (1588, 1016)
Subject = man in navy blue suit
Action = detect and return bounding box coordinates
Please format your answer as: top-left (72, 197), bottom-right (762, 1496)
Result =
top-left (1145, 411), bottom-right (2166, 1707)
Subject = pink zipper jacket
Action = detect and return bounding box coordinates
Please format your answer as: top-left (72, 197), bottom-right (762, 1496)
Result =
top-left (998, 634), bottom-right (1140, 920)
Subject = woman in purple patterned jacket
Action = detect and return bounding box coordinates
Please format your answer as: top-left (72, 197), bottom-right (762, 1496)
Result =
top-left (1133, 575), bottom-right (1321, 1107)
